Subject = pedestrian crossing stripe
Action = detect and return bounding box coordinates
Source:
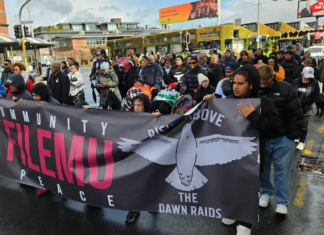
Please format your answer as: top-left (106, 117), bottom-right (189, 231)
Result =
top-left (304, 139), bottom-right (314, 155)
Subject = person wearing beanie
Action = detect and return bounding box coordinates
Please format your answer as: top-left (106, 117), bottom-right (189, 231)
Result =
top-left (5, 74), bottom-right (33, 101)
top-left (96, 62), bottom-right (121, 110)
top-left (170, 56), bottom-right (190, 83)
top-left (194, 73), bottom-right (215, 104)
top-left (204, 65), bottom-right (282, 235)
top-left (31, 83), bottom-right (60, 105)
top-left (212, 62), bottom-right (237, 99)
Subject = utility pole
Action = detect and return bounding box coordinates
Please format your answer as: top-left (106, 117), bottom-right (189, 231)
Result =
top-left (19, 0), bottom-right (31, 72)
top-left (253, 0), bottom-right (265, 48)
top-left (27, 3), bottom-right (34, 38)
top-left (217, 0), bottom-right (221, 25)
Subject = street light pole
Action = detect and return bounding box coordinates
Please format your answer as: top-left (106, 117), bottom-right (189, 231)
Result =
top-left (19, 0), bottom-right (31, 71)
top-left (27, 3), bottom-right (34, 38)
top-left (217, 0), bottom-right (221, 25)
top-left (257, 0), bottom-right (260, 48)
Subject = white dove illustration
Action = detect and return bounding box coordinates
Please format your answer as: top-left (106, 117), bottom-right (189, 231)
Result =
top-left (117, 122), bottom-right (258, 191)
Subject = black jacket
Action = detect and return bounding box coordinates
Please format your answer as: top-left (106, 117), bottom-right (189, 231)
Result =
top-left (292, 77), bottom-right (320, 116)
top-left (180, 65), bottom-right (208, 98)
top-left (237, 60), bottom-right (254, 68)
top-left (194, 85), bottom-right (215, 104)
top-left (48, 72), bottom-right (70, 104)
top-left (163, 67), bottom-right (174, 85)
top-left (293, 53), bottom-right (302, 66)
top-left (117, 68), bottom-right (127, 98)
top-left (258, 79), bottom-right (303, 140)
top-left (301, 57), bottom-right (317, 67)
top-left (126, 66), bottom-right (139, 90)
top-left (293, 64), bottom-right (320, 81)
top-left (61, 67), bottom-right (71, 77)
top-left (1, 69), bottom-right (12, 84)
top-left (89, 61), bottom-right (99, 78)
top-left (280, 58), bottom-right (299, 84)
top-left (254, 50), bottom-right (268, 64)
top-left (206, 63), bottom-right (225, 88)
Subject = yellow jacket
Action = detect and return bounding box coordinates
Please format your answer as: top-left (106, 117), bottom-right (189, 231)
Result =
top-left (275, 65), bottom-right (285, 81)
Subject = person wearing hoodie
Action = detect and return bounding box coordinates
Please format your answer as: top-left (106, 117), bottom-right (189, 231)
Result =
top-left (281, 51), bottom-right (299, 84)
top-left (4, 74), bottom-right (33, 101)
top-left (237, 50), bottom-right (254, 68)
top-left (12, 62), bottom-right (34, 94)
top-left (253, 48), bottom-right (269, 65)
top-left (31, 83), bottom-right (60, 105)
top-left (257, 65), bottom-right (303, 215)
top-left (96, 62), bottom-right (121, 110)
top-left (206, 54), bottom-right (225, 88)
top-left (224, 50), bottom-right (236, 66)
top-left (214, 62), bottom-right (238, 98)
top-left (68, 64), bottom-right (85, 105)
top-left (194, 73), bottom-right (215, 104)
top-left (180, 56), bottom-right (208, 97)
top-left (117, 63), bottom-right (127, 98)
top-left (292, 67), bottom-right (320, 151)
top-left (203, 65), bottom-right (282, 235)
top-left (126, 59), bottom-right (140, 90)
top-left (170, 55), bottom-right (190, 84)
top-left (294, 44), bottom-right (304, 57)
top-left (141, 55), bottom-right (163, 91)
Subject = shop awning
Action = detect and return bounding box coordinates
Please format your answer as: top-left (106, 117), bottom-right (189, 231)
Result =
top-left (0, 36), bottom-right (20, 50)
top-left (19, 38), bottom-right (54, 49)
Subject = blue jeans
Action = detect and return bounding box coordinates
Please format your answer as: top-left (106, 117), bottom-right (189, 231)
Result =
top-left (260, 136), bottom-right (295, 206)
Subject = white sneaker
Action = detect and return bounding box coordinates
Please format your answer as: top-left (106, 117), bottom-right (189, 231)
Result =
top-left (222, 218), bottom-right (236, 225)
top-left (237, 225), bottom-right (251, 235)
top-left (259, 194), bottom-right (270, 208)
top-left (296, 142), bottom-right (305, 151)
top-left (294, 139), bottom-right (299, 143)
top-left (275, 204), bottom-right (288, 215)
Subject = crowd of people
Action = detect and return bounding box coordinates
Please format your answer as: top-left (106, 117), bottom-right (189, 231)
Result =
top-left (0, 44), bottom-right (323, 235)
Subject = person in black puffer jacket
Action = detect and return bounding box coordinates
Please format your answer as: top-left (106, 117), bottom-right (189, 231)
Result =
top-left (194, 73), bottom-right (215, 104)
top-left (258, 65), bottom-right (303, 214)
top-left (280, 51), bottom-right (299, 84)
top-left (237, 50), bottom-right (254, 68)
top-left (180, 56), bottom-right (208, 98)
top-left (117, 63), bottom-right (127, 98)
top-left (125, 59), bottom-right (139, 90)
top-left (206, 54), bottom-right (225, 88)
top-left (253, 48), bottom-right (269, 65)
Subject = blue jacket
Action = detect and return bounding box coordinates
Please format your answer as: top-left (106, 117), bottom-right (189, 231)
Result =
top-left (0, 79), bottom-right (6, 96)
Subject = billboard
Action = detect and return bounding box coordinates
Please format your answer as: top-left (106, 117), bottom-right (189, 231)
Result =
top-left (297, 0), bottom-right (324, 18)
top-left (159, 0), bottom-right (218, 25)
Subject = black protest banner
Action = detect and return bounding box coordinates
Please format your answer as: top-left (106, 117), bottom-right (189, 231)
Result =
top-left (0, 98), bottom-right (260, 226)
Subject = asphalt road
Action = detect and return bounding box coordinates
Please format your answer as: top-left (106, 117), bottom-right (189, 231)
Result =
top-left (0, 67), bottom-right (323, 235)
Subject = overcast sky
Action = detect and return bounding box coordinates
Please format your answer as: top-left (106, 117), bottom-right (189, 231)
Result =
top-left (4, 0), bottom-right (318, 36)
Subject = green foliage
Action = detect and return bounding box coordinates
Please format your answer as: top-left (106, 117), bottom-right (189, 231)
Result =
top-left (265, 39), bottom-right (274, 48)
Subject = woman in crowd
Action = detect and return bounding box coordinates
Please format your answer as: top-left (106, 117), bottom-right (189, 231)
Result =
top-left (61, 61), bottom-right (71, 77)
top-left (160, 57), bottom-right (166, 67)
top-left (268, 55), bottom-right (285, 81)
top-left (31, 83), bottom-right (60, 105)
top-left (203, 56), bottom-right (209, 65)
top-left (163, 59), bottom-right (173, 85)
top-left (12, 62), bottom-right (34, 94)
top-left (68, 64), bottom-right (85, 105)
top-left (117, 63), bottom-right (127, 98)
top-left (237, 50), bottom-right (254, 68)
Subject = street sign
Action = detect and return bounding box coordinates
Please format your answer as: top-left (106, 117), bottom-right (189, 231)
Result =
top-left (235, 18), bottom-right (242, 26)
top-left (21, 21), bottom-right (33, 24)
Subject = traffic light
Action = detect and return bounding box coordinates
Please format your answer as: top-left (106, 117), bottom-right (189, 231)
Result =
top-left (233, 30), bottom-right (239, 38)
top-left (185, 33), bottom-right (190, 44)
top-left (14, 25), bottom-right (22, 38)
top-left (25, 41), bottom-right (31, 49)
top-left (24, 26), bottom-right (29, 37)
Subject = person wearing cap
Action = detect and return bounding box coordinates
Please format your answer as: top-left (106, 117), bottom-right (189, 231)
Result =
top-left (96, 62), bottom-right (121, 110)
top-left (277, 50), bottom-right (285, 64)
top-left (301, 51), bottom-right (316, 67)
top-left (269, 47), bottom-right (278, 58)
top-left (263, 48), bottom-right (271, 58)
top-left (4, 74), bottom-right (33, 101)
top-left (180, 56), bottom-right (207, 97)
top-left (206, 54), bottom-right (225, 88)
top-left (31, 83), bottom-right (60, 105)
top-left (126, 58), bottom-right (140, 90)
top-left (237, 50), bottom-right (254, 68)
top-left (211, 62), bottom-right (237, 99)
top-left (294, 58), bottom-right (320, 81)
top-left (48, 61), bottom-right (70, 105)
top-left (253, 48), bottom-right (268, 65)
top-left (292, 67), bottom-right (320, 151)
top-left (141, 55), bottom-right (163, 91)
top-left (194, 73), bottom-right (215, 104)
top-left (281, 51), bottom-right (299, 84)
top-left (224, 50), bottom-right (236, 66)
top-left (182, 49), bottom-right (188, 60)
top-left (257, 65), bottom-right (303, 215)
top-left (287, 45), bottom-right (301, 65)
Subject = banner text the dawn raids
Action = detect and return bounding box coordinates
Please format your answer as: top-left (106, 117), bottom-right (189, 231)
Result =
top-left (0, 98), bottom-right (261, 226)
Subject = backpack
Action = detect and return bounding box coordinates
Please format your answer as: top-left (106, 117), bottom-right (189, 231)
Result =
top-left (172, 94), bottom-right (193, 115)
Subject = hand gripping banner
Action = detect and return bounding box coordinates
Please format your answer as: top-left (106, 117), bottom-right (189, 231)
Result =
top-left (0, 98), bottom-right (260, 226)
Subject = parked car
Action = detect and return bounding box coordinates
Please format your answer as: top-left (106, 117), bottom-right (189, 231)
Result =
top-left (118, 57), bottom-right (127, 64)
top-left (304, 46), bottom-right (324, 58)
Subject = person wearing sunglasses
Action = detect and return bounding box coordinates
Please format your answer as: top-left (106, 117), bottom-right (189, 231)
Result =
top-left (1, 60), bottom-right (13, 95)
top-left (180, 56), bottom-right (208, 98)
